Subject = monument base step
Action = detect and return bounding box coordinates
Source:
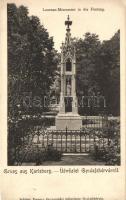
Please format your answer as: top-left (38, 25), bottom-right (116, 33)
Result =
top-left (56, 113), bottom-right (82, 130)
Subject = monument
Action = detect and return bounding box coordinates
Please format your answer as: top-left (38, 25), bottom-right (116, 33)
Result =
top-left (56, 16), bottom-right (82, 130)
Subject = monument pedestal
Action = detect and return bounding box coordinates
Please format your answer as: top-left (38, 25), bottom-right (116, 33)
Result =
top-left (56, 113), bottom-right (82, 130)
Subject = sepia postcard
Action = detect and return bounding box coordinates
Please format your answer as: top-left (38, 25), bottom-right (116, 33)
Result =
top-left (0, 0), bottom-right (126, 199)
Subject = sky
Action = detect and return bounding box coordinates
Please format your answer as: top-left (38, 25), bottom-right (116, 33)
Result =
top-left (9, 0), bottom-right (124, 51)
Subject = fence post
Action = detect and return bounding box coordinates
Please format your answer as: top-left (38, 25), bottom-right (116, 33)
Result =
top-left (66, 126), bottom-right (67, 152)
top-left (80, 128), bottom-right (82, 153)
top-left (75, 134), bottom-right (77, 153)
top-left (61, 134), bottom-right (63, 152)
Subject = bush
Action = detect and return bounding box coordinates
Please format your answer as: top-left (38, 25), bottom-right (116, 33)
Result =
top-left (104, 145), bottom-right (120, 165)
top-left (90, 117), bottom-right (120, 165)
top-left (91, 145), bottom-right (107, 161)
top-left (16, 144), bottom-right (62, 165)
top-left (91, 141), bottom-right (120, 165)
top-left (45, 144), bottom-right (62, 161)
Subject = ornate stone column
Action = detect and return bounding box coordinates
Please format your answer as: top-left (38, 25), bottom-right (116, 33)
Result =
top-left (56, 15), bottom-right (82, 130)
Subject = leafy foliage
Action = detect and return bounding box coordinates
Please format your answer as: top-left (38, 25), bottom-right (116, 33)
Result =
top-left (75, 31), bottom-right (120, 115)
top-left (8, 3), bottom-right (58, 120)
top-left (10, 144), bottom-right (62, 165)
top-left (91, 119), bottom-right (120, 165)
top-left (75, 33), bottom-right (101, 96)
top-left (96, 31), bottom-right (120, 115)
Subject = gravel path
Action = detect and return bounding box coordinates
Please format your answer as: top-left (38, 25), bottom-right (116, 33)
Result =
top-left (22, 154), bottom-right (105, 166)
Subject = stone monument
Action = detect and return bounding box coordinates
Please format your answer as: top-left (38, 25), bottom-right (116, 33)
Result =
top-left (56, 15), bottom-right (82, 130)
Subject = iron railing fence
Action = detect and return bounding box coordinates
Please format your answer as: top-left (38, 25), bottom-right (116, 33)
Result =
top-left (8, 114), bottom-right (120, 166)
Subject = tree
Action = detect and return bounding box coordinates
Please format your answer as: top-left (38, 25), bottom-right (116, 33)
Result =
top-left (75, 32), bottom-right (101, 96)
top-left (8, 4), bottom-right (58, 118)
top-left (74, 30), bottom-right (120, 115)
top-left (95, 30), bottom-right (120, 115)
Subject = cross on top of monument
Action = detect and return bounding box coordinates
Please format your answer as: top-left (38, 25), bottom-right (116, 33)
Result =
top-left (65, 15), bottom-right (72, 30)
